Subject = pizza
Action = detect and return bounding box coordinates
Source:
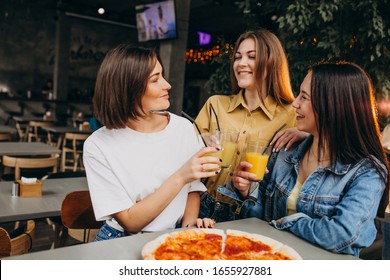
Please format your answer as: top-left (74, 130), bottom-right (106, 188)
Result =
top-left (141, 229), bottom-right (302, 260)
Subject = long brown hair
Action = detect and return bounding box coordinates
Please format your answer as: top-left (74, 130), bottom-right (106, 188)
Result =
top-left (230, 29), bottom-right (295, 105)
top-left (311, 61), bottom-right (389, 217)
top-left (93, 44), bottom-right (161, 129)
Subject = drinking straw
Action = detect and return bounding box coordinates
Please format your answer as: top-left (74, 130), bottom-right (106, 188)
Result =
top-left (181, 111), bottom-right (207, 147)
top-left (263, 123), bottom-right (287, 154)
top-left (209, 103), bottom-right (221, 132)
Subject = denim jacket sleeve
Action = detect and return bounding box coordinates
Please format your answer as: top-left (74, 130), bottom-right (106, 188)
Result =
top-left (271, 165), bottom-right (386, 256)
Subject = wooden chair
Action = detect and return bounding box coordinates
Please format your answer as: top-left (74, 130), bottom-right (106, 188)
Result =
top-left (61, 133), bottom-right (90, 172)
top-left (60, 190), bottom-right (103, 244)
top-left (15, 122), bottom-right (26, 141)
top-left (42, 171), bottom-right (87, 248)
top-left (1, 154), bottom-right (59, 180)
top-left (0, 133), bottom-right (13, 141)
top-left (0, 220), bottom-right (35, 258)
top-left (27, 121), bottom-right (52, 143)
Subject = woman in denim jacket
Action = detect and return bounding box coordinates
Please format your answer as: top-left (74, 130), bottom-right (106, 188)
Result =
top-left (227, 62), bottom-right (389, 256)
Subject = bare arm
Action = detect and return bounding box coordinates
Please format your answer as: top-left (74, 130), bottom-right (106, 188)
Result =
top-left (181, 191), bottom-right (201, 228)
top-left (113, 147), bottom-right (220, 233)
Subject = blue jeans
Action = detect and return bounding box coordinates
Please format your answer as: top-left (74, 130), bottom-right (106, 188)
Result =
top-left (94, 223), bottom-right (130, 242)
top-left (199, 192), bottom-right (240, 223)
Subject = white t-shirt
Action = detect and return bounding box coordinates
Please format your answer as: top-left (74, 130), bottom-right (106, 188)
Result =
top-left (83, 113), bottom-right (205, 232)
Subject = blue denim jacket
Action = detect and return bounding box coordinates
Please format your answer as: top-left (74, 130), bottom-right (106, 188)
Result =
top-left (220, 136), bottom-right (386, 256)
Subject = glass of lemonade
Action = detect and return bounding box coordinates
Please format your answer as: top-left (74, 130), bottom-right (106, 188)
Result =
top-left (201, 131), bottom-right (223, 160)
top-left (220, 129), bottom-right (239, 168)
top-left (245, 140), bottom-right (271, 181)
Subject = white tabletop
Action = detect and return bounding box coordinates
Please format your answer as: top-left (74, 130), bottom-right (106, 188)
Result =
top-left (0, 142), bottom-right (61, 156)
top-left (0, 177), bottom-right (88, 223)
top-left (6, 218), bottom-right (358, 260)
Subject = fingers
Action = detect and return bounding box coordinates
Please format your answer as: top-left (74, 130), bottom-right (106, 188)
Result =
top-left (232, 165), bottom-right (256, 196)
top-left (199, 163), bottom-right (221, 176)
top-left (232, 174), bottom-right (251, 191)
top-left (198, 146), bottom-right (221, 158)
top-left (191, 147), bottom-right (222, 179)
top-left (269, 129), bottom-right (284, 146)
top-left (273, 129), bottom-right (309, 152)
top-left (196, 218), bottom-right (216, 228)
top-left (272, 128), bottom-right (294, 152)
top-left (284, 135), bottom-right (299, 151)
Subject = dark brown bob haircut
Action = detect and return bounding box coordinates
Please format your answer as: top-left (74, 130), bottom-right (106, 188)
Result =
top-left (310, 61), bottom-right (389, 217)
top-left (230, 29), bottom-right (295, 105)
top-left (93, 44), bottom-right (161, 129)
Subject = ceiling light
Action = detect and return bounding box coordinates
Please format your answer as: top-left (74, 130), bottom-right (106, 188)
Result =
top-left (98, 8), bottom-right (105, 15)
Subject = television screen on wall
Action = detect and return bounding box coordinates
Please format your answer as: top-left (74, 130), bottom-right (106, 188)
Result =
top-left (135, 0), bottom-right (177, 43)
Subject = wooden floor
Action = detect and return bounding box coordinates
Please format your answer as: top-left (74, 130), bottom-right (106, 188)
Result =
top-left (31, 218), bottom-right (81, 253)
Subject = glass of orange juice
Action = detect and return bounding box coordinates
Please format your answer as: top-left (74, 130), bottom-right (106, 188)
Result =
top-left (245, 141), bottom-right (271, 181)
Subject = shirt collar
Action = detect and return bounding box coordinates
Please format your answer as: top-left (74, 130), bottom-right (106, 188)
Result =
top-left (227, 90), bottom-right (278, 120)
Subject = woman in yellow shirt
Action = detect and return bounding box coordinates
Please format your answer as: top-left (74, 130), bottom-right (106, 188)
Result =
top-left (195, 29), bottom-right (306, 222)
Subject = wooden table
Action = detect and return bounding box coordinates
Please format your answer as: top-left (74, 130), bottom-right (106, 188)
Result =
top-left (0, 177), bottom-right (88, 223)
top-left (4, 218), bottom-right (358, 260)
top-left (0, 125), bottom-right (17, 134)
top-left (12, 116), bottom-right (54, 123)
top-left (0, 142), bottom-right (60, 156)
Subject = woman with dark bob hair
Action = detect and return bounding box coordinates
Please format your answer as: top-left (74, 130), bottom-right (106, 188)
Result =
top-left (229, 61), bottom-right (389, 256)
top-left (83, 44), bottom-right (220, 240)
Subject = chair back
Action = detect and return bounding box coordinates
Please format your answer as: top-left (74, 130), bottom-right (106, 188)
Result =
top-left (0, 220), bottom-right (35, 258)
top-left (15, 122), bottom-right (26, 141)
top-left (61, 132), bottom-right (90, 172)
top-left (27, 121), bottom-right (52, 142)
top-left (64, 132), bottom-right (90, 143)
top-left (61, 190), bottom-right (103, 242)
top-left (2, 154), bottom-right (59, 180)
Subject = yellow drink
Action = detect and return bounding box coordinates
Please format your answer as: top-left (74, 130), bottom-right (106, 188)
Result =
top-left (204, 149), bottom-right (223, 159)
top-left (245, 152), bottom-right (269, 181)
top-left (221, 141), bottom-right (237, 168)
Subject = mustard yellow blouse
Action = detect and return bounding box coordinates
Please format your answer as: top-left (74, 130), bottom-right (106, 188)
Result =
top-left (194, 91), bottom-right (296, 200)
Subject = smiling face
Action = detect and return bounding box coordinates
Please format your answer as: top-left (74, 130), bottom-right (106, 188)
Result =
top-left (141, 61), bottom-right (172, 113)
top-left (233, 38), bottom-right (257, 92)
top-left (292, 72), bottom-right (317, 135)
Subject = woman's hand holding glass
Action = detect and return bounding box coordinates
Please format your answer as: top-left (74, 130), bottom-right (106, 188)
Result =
top-left (176, 146), bottom-right (221, 185)
top-left (232, 161), bottom-right (259, 197)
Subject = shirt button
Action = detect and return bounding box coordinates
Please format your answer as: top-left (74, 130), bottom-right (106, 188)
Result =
top-left (237, 151), bottom-right (240, 155)
top-left (229, 172), bottom-right (233, 176)
top-left (243, 131), bottom-right (246, 134)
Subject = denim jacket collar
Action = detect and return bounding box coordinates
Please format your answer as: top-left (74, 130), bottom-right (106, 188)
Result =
top-left (285, 136), bottom-right (352, 175)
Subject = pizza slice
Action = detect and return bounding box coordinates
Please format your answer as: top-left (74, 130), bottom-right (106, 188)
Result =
top-left (142, 228), bottom-right (225, 260)
top-left (223, 229), bottom-right (297, 260)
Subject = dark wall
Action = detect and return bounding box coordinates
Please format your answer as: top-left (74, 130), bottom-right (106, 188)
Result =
top-left (0, 0), bottom-right (137, 101)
